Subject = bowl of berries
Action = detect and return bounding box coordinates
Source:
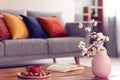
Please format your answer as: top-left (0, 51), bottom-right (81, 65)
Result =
top-left (17, 66), bottom-right (51, 79)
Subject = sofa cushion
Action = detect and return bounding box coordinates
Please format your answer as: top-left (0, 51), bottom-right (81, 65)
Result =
top-left (0, 42), bottom-right (4, 57)
top-left (20, 15), bottom-right (48, 38)
top-left (27, 11), bottom-right (64, 26)
top-left (2, 13), bottom-right (29, 39)
top-left (37, 17), bottom-right (68, 38)
top-left (3, 39), bottom-right (48, 57)
top-left (47, 37), bottom-right (86, 54)
top-left (0, 14), bottom-right (10, 40)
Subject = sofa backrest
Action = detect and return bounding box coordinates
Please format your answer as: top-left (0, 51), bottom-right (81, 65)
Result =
top-left (0, 10), bottom-right (27, 16)
top-left (27, 11), bottom-right (65, 26)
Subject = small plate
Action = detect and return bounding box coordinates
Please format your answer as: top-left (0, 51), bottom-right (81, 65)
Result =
top-left (18, 72), bottom-right (51, 79)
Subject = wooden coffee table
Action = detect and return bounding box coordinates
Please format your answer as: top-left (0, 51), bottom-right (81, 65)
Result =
top-left (0, 65), bottom-right (119, 80)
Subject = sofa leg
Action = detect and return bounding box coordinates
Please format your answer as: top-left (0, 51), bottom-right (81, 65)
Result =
top-left (53, 58), bottom-right (56, 63)
top-left (74, 56), bottom-right (80, 65)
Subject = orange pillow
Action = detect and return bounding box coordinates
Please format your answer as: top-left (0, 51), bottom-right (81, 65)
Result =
top-left (37, 17), bottom-right (68, 38)
top-left (2, 13), bottom-right (29, 39)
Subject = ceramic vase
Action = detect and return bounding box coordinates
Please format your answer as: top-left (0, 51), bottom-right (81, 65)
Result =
top-left (92, 49), bottom-right (111, 78)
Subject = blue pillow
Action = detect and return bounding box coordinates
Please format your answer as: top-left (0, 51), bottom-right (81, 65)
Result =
top-left (20, 15), bottom-right (47, 38)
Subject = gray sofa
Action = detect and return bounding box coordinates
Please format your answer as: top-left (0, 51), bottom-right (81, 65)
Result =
top-left (0, 10), bottom-right (88, 68)
top-left (0, 23), bottom-right (87, 68)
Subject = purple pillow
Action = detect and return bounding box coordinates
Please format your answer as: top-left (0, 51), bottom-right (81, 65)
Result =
top-left (0, 15), bottom-right (10, 40)
top-left (20, 15), bottom-right (47, 38)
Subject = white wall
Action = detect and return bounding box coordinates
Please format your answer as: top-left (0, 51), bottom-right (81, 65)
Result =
top-left (75, 0), bottom-right (92, 21)
top-left (0, 0), bottom-right (75, 23)
top-left (75, 0), bottom-right (92, 13)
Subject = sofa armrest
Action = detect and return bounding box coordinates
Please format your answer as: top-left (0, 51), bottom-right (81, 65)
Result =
top-left (66, 22), bottom-right (90, 44)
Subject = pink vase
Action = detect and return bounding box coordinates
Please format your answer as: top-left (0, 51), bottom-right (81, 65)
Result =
top-left (92, 49), bottom-right (111, 78)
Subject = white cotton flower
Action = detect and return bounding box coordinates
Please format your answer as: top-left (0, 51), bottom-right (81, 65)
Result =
top-left (78, 23), bottom-right (84, 29)
top-left (91, 51), bottom-right (96, 56)
top-left (97, 38), bottom-right (103, 44)
top-left (91, 19), bottom-right (98, 26)
top-left (97, 42), bottom-right (105, 51)
top-left (78, 41), bottom-right (86, 51)
top-left (85, 27), bottom-right (91, 32)
top-left (79, 41), bottom-right (85, 46)
top-left (78, 41), bottom-right (88, 56)
top-left (78, 19), bottom-right (110, 57)
top-left (83, 47), bottom-right (88, 52)
top-left (81, 52), bottom-right (86, 56)
top-left (91, 19), bottom-right (95, 24)
top-left (93, 41), bottom-right (97, 45)
top-left (87, 53), bottom-right (90, 57)
top-left (93, 21), bottom-right (98, 26)
top-left (97, 32), bottom-right (104, 39)
top-left (81, 48), bottom-right (88, 56)
top-left (105, 37), bottom-right (110, 42)
top-left (92, 47), bottom-right (97, 52)
top-left (90, 32), bottom-right (97, 39)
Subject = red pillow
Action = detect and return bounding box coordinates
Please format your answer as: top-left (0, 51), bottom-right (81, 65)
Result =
top-left (37, 17), bottom-right (68, 38)
top-left (0, 14), bottom-right (10, 40)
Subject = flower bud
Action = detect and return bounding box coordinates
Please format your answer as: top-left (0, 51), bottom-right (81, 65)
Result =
top-left (85, 27), bottom-right (91, 32)
top-left (79, 23), bottom-right (84, 29)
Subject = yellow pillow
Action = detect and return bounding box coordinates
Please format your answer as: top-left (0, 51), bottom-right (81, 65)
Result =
top-left (2, 13), bottom-right (29, 39)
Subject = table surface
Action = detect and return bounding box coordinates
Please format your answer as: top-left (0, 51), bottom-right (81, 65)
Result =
top-left (0, 65), bottom-right (119, 80)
